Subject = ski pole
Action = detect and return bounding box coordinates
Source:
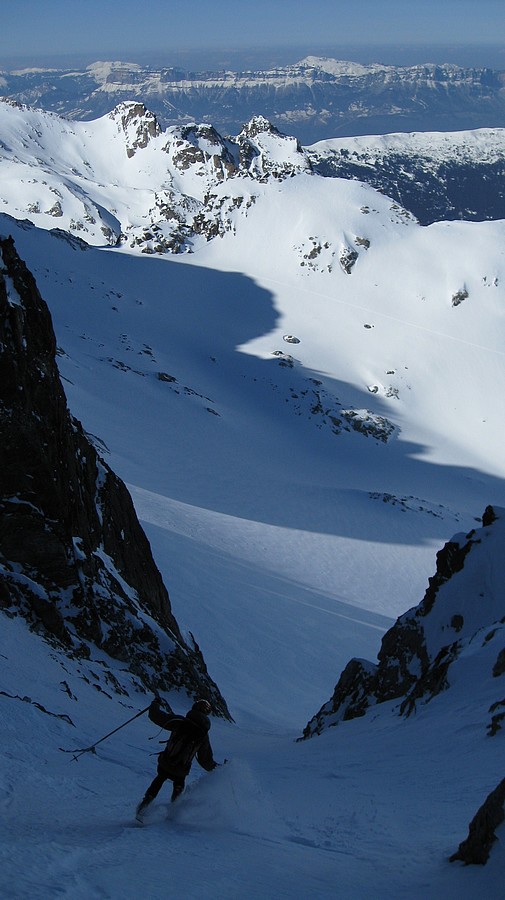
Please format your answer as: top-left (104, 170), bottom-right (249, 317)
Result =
top-left (60, 703), bottom-right (151, 761)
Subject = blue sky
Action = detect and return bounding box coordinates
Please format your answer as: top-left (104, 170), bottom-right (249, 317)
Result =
top-left (2, 0), bottom-right (504, 65)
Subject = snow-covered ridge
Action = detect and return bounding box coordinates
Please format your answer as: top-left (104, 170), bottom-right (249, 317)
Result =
top-left (2, 97), bottom-right (505, 489)
top-left (0, 100), bottom-right (311, 252)
top-left (307, 126), bottom-right (505, 225)
top-left (310, 126), bottom-right (505, 166)
top-left (1, 97), bottom-right (505, 263)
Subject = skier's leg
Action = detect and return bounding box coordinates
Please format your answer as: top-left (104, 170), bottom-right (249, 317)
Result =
top-left (170, 777), bottom-right (185, 802)
top-left (136, 772), bottom-right (167, 816)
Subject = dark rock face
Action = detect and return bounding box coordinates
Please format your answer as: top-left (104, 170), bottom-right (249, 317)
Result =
top-left (493, 649), bottom-right (505, 678)
top-left (302, 507), bottom-right (504, 738)
top-left (450, 777), bottom-right (505, 865)
top-left (301, 659), bottom-right (379, 735)
top-left (0, 235), bottom-right (229, 717)
top-left (487, 699), bottom-right (505, 737)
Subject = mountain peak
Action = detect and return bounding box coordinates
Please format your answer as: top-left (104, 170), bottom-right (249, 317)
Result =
top-left (108, 101), bottom-right (161, 157)
top-left (237, 116), bottom-right (310, 179)
top-left (239, 115), bottom-right (280, 138)
top-left (86, 60), bottom-right (142, 82)
top-left (299, 56), bottom-right (391, 77)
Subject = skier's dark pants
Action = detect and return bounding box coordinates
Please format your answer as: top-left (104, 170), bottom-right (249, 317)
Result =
top-left (142, 767), bottom-right (185, 805)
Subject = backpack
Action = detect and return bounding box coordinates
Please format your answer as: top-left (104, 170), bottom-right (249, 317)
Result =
top-left (158, 720), bottom-right (202, 773)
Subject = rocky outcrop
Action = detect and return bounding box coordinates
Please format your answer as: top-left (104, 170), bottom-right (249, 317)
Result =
top-left (302, 506), bottom-right (505, 737)
top-left (109, 102), bottom-right (161, 157)
top-left (168, 123), bottom-right (238, 180)
top-left (450, 777), bottom-right (505, 865)
top-left (0, 235), bottom-right (230, 717)
top-left (236, 116), bottom-right (311, 180)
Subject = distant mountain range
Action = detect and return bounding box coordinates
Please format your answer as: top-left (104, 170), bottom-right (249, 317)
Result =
top-left (2, 55), bottom-right (505, 144)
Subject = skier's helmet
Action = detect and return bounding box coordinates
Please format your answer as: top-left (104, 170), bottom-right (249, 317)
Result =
top-left (193, 699), bottom-right (212, 714)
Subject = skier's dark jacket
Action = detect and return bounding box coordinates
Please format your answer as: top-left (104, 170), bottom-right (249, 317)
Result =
top-left (148, 701), bottom-right (217, 778)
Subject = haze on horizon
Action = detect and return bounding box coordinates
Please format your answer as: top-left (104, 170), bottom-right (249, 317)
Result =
top-left (2, 0), bottom-right (505, 71)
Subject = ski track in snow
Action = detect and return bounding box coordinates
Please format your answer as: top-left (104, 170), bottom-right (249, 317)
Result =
top-left (263, 272), bottom-right (505, 358)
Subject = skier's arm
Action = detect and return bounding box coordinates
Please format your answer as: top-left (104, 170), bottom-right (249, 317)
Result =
top-left (148, 699), bottom-right (179, 730)
top-left (196, 735), bottom-right (218, 771)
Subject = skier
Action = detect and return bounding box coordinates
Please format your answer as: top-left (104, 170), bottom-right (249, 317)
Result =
top-left (136, 697), bottom-right (219, 820)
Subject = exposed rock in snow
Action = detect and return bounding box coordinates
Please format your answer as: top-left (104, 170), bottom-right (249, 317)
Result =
top-left (301, 506), bottom-right (505, 737)
top-left (451, 288), bottom-right (469, 307)
top-left (0, 235), bottom-right (229, 717)
top-left (450, 777), bottom-right (505, 865)
top-left (236, 116), bottom-right (311, 180)
top-left (108, 101), bottom-right (161, 157)
top-left (339, 246), bottom-right (359, 274)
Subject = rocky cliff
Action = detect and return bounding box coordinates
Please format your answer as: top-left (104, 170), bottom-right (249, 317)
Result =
top-left (0, 234), bottom-right (229, 717)
top-left (450, 777), bottom-right (505, 865)
top-left (302, 505), bottom-right (505, 738)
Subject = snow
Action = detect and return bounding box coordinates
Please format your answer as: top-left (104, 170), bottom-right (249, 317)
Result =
top-left (309, 126), bottom-right (505, 166)
top-left (1, 101), bottom-right (505, 897)
top-left (0, 612), bottom-right (503, 899)
top-left (3, 273), bottom-right (22, 307)
top-left (300, 56), bottom-right (393, 78)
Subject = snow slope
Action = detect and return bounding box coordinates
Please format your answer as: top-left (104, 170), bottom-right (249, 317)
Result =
top-left (6, 200), bottom-right (505, 725)
top-left (311, 126), bottom-right (505, 167)
top-left (1, 101), bottom-right (505, 896)
top-left (1, 604), bottom-right (503, 899)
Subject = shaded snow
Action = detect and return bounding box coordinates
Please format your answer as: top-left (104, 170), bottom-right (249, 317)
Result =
top-left (0, 614), bottom-right (503, 899)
